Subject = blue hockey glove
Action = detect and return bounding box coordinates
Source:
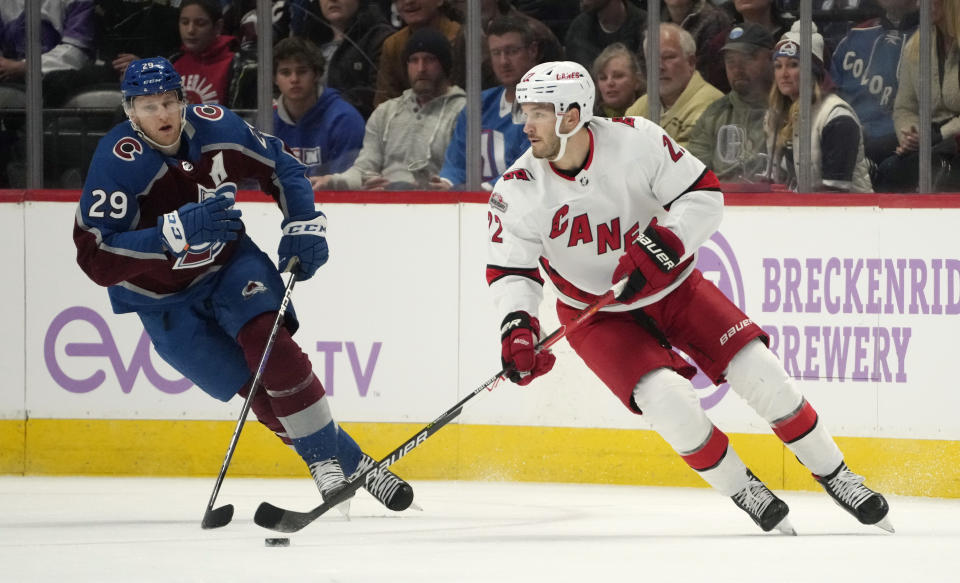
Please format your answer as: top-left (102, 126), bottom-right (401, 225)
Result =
top-left (158, 194), bottom-right (243, 256)
top-left (278, 211), bottom-right (329, 281)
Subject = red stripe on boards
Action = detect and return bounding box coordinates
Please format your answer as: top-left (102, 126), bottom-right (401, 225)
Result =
top-left (7, 189), bottom-right (960, 208)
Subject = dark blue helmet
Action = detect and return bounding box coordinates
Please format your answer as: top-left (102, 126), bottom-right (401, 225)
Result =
top-left (121, 57), bottom-right (182, 102)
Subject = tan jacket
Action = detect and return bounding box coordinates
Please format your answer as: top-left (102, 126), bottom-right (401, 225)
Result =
top-left (894, 30), bottom-right (960, 142)
top-left (625, 71), bottom-right (722, 147)
top-left (373, 17), bottom-right (461, 109)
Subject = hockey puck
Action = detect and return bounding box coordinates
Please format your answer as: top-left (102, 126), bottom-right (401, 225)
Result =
top-left (264, 537), bottom-right (290, 547)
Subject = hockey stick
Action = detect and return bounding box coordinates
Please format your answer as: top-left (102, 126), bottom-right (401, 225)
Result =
top-left (254, 278), bottom-right (627, 533)
top-left (200, 258), bottom-right (300, 529)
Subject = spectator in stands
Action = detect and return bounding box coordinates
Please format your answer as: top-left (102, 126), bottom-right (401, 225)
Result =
top-left (449, 0), bottom-right (562, 90)
top-left (592, 42), bottom-right (645, 117)
top-left (763, 22), bottom-right (873, 192)
top-left (226, 1), bottom-right (294, 110)
top-left (169, 0), bottom-right (242, 105)
top-left (272, 37), bottom-right (365, 187)
top-left (287, 0), bottom-right (396, 119)
top-left (317, 27), bottom-right (465, 190)
top-left (625, 23), bottom-right (722, 148)
top-left (373, 0), bottom-right (460, 108)
top-left (512, 0), bottom-right (582, 43)
top-left (431, 15), bottom-right (537, 190)
top-left (877, 0), bottom-right (960, 192)
top-left (831, 0), bottom-right (918, 165)
top-left (702, 0), bottom-right (793, 91)
top-left (687, 22), bottom-right (773, 181)
top-left (564, 0), bottom-right (647, 72)
top-left (39, 0), bottom-right (180, 107)
top-left (0, 0), bottom-right (93, 83)
top-left (662, 0), bottom-right (733, 83)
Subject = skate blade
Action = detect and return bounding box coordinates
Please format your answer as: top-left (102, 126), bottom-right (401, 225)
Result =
top-left (874, 516), bottom-right (895, 534)
top-left (334, 499), bottom-right (352, 520)
top-left (409, 501), bottom-right (423, 511)
top-left (774, 517), bottom-right (797, 536)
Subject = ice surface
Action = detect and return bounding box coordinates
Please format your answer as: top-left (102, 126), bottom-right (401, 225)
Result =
top-left (1, 476), bottom-right (957, 582)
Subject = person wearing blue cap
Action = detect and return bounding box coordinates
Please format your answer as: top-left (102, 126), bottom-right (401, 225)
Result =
top-left (687, 22), bottom-right (775, 180)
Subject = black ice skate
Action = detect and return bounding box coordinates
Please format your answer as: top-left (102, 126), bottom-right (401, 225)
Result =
top-left (815, 462), bottom-right (894, 533)
top-left (351, 453), bottom-right (415, 511)
top-left (309, 457), bottom-right (353, 516)
top-left (731, 469), bottom-right (795, 535)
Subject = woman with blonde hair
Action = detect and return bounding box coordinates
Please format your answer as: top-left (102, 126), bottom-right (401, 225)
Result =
top-left (764, 22), bottom-right (872, 192)
top-left (592, 43), bottom-right (646, 117)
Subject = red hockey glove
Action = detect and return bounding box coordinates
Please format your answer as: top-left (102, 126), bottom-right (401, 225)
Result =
top-left (500, 311), bottom-right (556, 386)
top-left (611, 218), bottom-right (686, 302)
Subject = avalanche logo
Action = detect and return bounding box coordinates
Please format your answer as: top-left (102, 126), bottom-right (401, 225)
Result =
top-left (113, 137), bottom-right (143, 161)
top-left (685, 230), bottom-right (747, 409)
top-left (242, 281), bottom-right (267, 299)
top-left (172, 240), bottom-right (226, 270)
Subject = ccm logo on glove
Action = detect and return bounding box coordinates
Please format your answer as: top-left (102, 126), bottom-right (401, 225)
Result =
top-left (278, 211), bottom-right (329, 280)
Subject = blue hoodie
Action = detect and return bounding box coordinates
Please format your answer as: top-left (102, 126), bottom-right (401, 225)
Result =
top-left (273, 86), bottom-right (366, 176)
top-left (439, 86), bottom-right (529, 189)
top-left (830, 12), bottom-right (918, 147)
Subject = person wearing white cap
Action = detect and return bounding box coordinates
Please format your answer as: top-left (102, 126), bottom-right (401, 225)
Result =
top-left (763, 21), bottom-right (873, 192)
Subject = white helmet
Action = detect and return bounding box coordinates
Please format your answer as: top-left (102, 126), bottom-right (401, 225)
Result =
top-left (516, 61), bottom-right (594, 160)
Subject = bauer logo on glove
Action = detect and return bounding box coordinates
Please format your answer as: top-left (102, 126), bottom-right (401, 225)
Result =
top-left (499, 311), bottom-right (556, 385)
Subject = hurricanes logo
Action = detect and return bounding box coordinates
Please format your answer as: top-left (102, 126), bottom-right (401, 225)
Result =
top-left (182, 74), bottom-right (220, 106)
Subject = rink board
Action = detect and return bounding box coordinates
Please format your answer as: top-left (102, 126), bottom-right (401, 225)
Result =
top-left (1, 191), bottom-right (959, 497)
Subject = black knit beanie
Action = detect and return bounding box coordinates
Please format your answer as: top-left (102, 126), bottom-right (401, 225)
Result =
top-left (403, 27), bottom-right (452, 76)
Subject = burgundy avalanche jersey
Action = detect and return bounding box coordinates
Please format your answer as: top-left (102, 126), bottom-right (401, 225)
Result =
top-left (486, 116), bottom-right (723, 319)
top-left (74, 103), bottom-right (314, 313)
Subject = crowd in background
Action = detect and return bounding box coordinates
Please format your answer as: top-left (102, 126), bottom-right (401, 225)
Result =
top-left (0, 0), bottom-right (955, 193)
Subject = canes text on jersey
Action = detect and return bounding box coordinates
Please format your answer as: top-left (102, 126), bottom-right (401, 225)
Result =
top-left (549, 204), bottom-right (641, 254)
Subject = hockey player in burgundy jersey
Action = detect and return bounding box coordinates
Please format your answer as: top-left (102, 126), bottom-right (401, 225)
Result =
top-left (486, 61), bottom-right (892, 534)
top-left (73, 57), bottom-right (412, 513)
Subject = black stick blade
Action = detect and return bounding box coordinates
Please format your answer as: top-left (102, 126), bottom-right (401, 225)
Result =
top-left (255, 501), bottom-right (325, 533)
top-left (201, 504), bottom-right (234, 529)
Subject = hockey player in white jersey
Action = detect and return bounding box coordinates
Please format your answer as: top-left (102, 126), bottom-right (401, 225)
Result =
top-left (486, 61), bottom-right (892, 534)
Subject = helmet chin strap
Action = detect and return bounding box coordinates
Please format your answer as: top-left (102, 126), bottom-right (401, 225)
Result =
top-left (547, 110), bottom-right (586, 162)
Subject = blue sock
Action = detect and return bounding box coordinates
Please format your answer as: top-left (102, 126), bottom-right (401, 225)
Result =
top-left (336, 427), bottom-right (364, 476)
top-left (291, 420), bottom-right (339, 465)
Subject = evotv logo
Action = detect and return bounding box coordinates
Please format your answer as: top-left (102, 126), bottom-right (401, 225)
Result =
top-left (44, 307), bottom-right (383, 397)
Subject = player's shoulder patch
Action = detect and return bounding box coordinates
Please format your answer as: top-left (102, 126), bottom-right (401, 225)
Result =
top-left (490, 191), bottom-right (508, 212)
top-left (191, 103), bottom-right (226, 121)
top-left (501, 168), bottom-right (533, 182)
top-left (112, 136), bottom-right (144, 161)
top-left (610, 116), bottom-right (637, 128)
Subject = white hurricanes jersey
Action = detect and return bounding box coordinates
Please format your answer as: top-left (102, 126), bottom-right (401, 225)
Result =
top-left (486, 116), bottom-right (724, 320)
